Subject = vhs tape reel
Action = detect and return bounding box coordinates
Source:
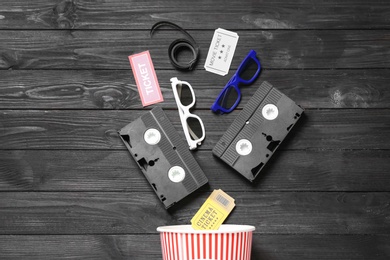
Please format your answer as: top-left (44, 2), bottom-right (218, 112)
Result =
top-left (119, 107), bottom-right (208, 209)
top-left (213, 81), bottom-right (304, 182)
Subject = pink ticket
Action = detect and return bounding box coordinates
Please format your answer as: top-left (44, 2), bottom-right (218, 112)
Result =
top-left (128, 51), bottom-right (164, 106)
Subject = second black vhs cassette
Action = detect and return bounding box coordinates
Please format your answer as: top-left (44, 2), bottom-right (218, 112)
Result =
top-left (119, 107), bottom-right (208, 209)
top-left (213, 81), bottom-right (304, 182)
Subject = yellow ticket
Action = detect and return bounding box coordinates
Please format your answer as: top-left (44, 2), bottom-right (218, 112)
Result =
top-left (191, 189), bottom-right (235, 230)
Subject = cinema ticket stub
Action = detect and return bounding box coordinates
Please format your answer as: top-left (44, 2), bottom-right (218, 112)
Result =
top-left (204, 28), bottom-right (239, 76)
top-left (128, 51), bottom-right (164, 106)
top-left (191, 189), bottom-right (235, 230)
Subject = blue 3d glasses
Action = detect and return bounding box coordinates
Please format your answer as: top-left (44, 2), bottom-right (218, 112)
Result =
top-left (211, 50), bottom-right (261, 114)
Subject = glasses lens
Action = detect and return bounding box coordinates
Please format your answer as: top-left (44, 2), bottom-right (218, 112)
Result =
top-left (186, 117), bottom-right (203, 141)
top-left (237, 58), bottom-right (258, 81)
top-left (217, 85), bottom-right (239, 110)
top-left (177, 82), bottom-right (194, 106)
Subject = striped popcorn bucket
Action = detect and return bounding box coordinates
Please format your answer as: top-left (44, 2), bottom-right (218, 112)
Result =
top-left (157, 224), bottom-right (255, 260)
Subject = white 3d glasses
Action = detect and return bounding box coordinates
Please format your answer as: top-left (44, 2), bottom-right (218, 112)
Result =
top-left (170, 77), bottom-right (206, 150)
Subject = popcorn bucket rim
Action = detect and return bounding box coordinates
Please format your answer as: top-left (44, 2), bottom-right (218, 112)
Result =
top-left (157, 224), bottom-right (255, 234)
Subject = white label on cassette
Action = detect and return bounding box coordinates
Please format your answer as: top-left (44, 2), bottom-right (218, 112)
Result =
top-left (262, 104), bottom-right (279, 120)
top-left (168, 166), bottom-right (186, 183)
top-left (236, 139), bottom-right (252, 156)
top-left (144, 128), bottom-right (161, 145)
top-left (204, 28), bottom-right (239, 76)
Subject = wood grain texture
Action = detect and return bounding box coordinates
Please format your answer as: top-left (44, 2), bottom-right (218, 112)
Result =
top-left (1, 0), bottom-right (390, 258)
top-left (1, 0), bottom-right (390, 29)
top-left (0, 191), bottom-right (389, 235)
top-left (0, 234), bottom-right (389, 260)
top-left (0, 109), bottom-right (389, 150)
top-left (0, 30), bottom-right (389, 70)
top-left (1, 150), bottom-right (389, 192)
top-left (0, 69), bottom-right (388, 109)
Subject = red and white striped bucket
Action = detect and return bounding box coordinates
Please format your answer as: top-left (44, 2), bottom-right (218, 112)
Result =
top-left (157, 224), bottom-right (255, 260)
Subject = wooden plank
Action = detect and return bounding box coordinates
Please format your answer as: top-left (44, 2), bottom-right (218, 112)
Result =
top-left (1, 0), bottom-right (389, 29)
top-left (0, 109), bottom-right (389, 150)
top-left (1, 150), bottom-right (389, 192)
top-left (0, 234), bottom-right (389, 259)
top-left (0, 192), bottom-right (389, 235)
top-left (0, 69), bottom-right (388, 109)
top-left (0, 30), bottom-right (389, 70)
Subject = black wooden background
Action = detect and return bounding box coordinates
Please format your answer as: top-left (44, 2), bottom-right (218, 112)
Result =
top-left (1, 0), bottom-right (390, 259)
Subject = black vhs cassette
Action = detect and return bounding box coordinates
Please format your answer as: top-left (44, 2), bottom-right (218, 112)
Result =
top-left (213, 81), bottom-right (304, 182)
top-left (119, 107), bottom-right (208, 209)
